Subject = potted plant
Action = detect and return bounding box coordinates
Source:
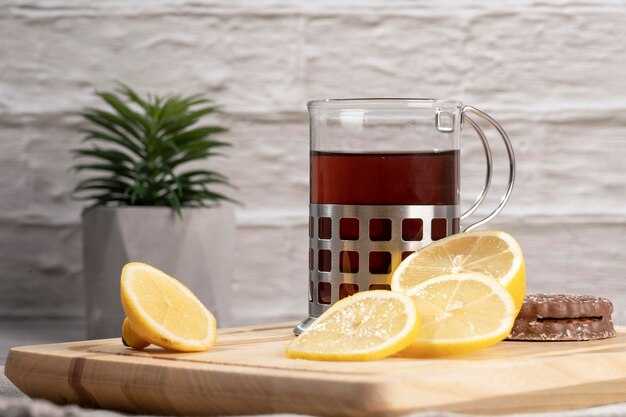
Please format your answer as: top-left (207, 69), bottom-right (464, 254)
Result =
top-left (73, 85), bottom-right (235, 339)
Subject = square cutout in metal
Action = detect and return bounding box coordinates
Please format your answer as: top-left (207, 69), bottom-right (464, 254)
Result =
top-left (339, 250), bottom-right (359, 273)
top-left (318, 249), bottom-right (331, 272)
top-left (452, 217), bottom-right (460, 234)
top-left (339, 283), bottom-right (359, 299)
top-left (340, 217), bottom-right (359, 240)
top-left (318, 217), bottom-right (332, 239)
top-left (402, 218), bottom-right (423, 241)
top-left (318, 282), bottom-right (331, 305)
top-left (431, 218), bottom-right (447, 241)
top-left (369, 218), bottom-right (392, 241)
top-left (369, 283), bottom-right (391, 291)
top-left (369, 251), bottom-right (392, 274)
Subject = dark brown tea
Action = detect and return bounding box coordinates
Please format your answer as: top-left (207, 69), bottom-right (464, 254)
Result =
top-left (311, 150), bottom-right (459, 205)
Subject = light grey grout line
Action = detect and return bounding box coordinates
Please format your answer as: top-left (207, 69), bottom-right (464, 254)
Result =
top-left (0, 101), bottom-right (626, 116)
top-left (3, 1), bottom-right (624, 19)
top-left (2, 212), bottom-right (626, 228)
top-left (0, 317), bottom-right (86, 324)
top-left (5, 103), bottom-right (626, 122)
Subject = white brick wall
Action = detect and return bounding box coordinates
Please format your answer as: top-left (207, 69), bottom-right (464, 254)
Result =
top-left (1, 0), bottom-right (625, 325)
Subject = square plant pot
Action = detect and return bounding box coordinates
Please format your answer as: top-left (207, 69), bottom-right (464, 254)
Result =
top-left (82, 205), bottom-right (234, 339)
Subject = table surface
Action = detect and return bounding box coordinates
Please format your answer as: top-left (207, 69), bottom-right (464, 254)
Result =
top-left (3, 320), bottom-right (626, 417)
top-left (3, 365), bottom-right (626, 417)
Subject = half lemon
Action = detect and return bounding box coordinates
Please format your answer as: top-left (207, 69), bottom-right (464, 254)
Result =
top-left (121, 262), bottom-right (217, 352)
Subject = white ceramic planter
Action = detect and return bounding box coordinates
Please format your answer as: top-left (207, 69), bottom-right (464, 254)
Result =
top-left (82, 205), bottom-right (234, 339)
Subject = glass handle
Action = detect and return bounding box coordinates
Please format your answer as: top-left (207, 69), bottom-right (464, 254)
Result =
top-left (461, 106), bottom-right (516, 232)
top-left (460, 114), bottom-right (493, 221)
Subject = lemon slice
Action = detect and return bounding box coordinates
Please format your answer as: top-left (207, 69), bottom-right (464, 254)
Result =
top-left (120, 262), bottom-right (217, 352)
top-left (402, 272), bottom-right (516, 357)
top-left (121, 318), bottom-right (150, 350)
top-left (286, 291), bottom-right (420, 361)
top-left (392, 230), bottom-right (526, 310)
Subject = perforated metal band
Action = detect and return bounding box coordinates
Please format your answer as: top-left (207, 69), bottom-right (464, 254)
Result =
top-left (294, 203), bottom-right (460, 334)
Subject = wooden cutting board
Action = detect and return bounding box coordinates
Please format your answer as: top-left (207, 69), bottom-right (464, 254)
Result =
top-left (6, 323), bottom-right (626, 417)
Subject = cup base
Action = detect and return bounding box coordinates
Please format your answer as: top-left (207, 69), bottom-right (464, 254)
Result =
top-left (293, 316), bottom-right (317, 335)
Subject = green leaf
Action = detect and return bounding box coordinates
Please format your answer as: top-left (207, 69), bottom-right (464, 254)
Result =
top-left (75, 177), bottom-right (132, 192)
top-left (165, 191), bottom-right (182, 217)
top-left (157, 106), bottom-right (217, 136)
top-left (82, 111), bottom-right (146, 152)
top-left (82, 130), bottom-right (144, 157)
top-left (74, 163), bottom-right (135, 180)
top-left (126, 184), bottom-right (150, 205)
top-left (154, 96), bottom-right (188, 126)
top-left (178, 169), bottom-right (228, 180)
top-left (166, 150), bottom-right (213, 168)
top-left (178, 176), bottom-right (233, 188)
top-left (117, 83), bottom-right (152, 115)
top-left (161, 141), bottom-right (229, 166)
top-left (96, 91), bottom-right (152, 134)
top-left (162, 126), bottom-right (228, 148)
top-left (72, 148), bottom-right (136, 166)
top-left (74, 184), bottom-right (127, 194)
top-left (83, 109), bottom-right (142, 141)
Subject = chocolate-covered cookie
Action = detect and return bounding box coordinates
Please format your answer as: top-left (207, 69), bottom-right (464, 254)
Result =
top-left (507, 294), bottom-right (616, 341)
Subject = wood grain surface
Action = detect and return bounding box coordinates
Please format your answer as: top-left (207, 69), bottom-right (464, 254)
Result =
top-left (5, 323), bottom-right (626, 417)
